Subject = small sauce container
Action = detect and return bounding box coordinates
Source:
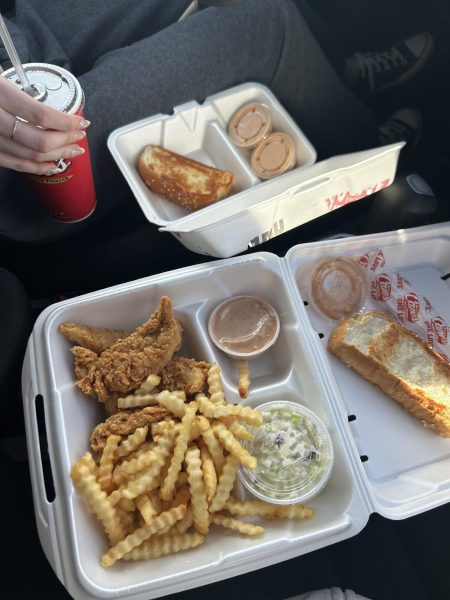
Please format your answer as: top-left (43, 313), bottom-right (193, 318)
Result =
top-left (238, 401), bottom-right (334, 504)
top-left (208, 295), bottom-right (280, 359)
top-left (304, 256), bottom-right (368, 321)
top-left (251, 132), bottom-right (296, 179)
top-left (228, 103), bottom-right (272, 148)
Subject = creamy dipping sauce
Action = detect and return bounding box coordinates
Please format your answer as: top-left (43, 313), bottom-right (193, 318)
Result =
top-left (309, 256), bottom-right (368, 320)
top-left (209, 296), bottom-right (279, 357)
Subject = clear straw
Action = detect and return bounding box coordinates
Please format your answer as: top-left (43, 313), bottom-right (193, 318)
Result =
top-left (0, 12), bottom-right (34, 95)
top-left (178, 0), bottom-right (198, 21)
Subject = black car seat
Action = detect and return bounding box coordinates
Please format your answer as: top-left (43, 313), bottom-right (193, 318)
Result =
top-left (0, 267), bottom-right (32, 436)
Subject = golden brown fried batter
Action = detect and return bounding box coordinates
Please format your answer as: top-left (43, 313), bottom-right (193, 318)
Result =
top-left (59, 322), bottom-right (129, 354)
top-left (90, 405), bottom-right (169, 453)
top-left (103, 356), bottom-right (210, 415)
top-left (104, 393), bottom-right (121, 416)
top-left (71, 296), bottom-right (183, 403)
top-left (157, 356), bottom-right (210, 396)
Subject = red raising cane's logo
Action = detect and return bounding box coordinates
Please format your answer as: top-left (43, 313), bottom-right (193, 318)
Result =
top-left (371, 274), bottom-right (392, 302)
top-left (404, 293), bottom-right (420, 323)
top-left (325, 179), bottom-right (391, 210)
top-left (358, 254), bottom-right (369, 268)
top-left (431, 317), bottom-right (449, 345)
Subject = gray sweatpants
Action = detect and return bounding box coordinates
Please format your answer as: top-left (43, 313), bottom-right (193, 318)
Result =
top-left (0, 0), bottom-right (378, 242)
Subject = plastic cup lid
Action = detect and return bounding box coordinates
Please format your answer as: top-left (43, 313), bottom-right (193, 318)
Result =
top-left (228, 103), bottom-right (272, 148)
top-left (251, 132), bottom-right (296, 179)
top-left (2, 63), bottom-right (80, 113)
top-left (238, 401), bottom-right (334, 504)
top-left (308, 256), bottom-right (368, 320)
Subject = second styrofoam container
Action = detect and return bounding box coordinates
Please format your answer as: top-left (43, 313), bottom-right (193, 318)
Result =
top-left (108, 82), bottom-right (404, 257)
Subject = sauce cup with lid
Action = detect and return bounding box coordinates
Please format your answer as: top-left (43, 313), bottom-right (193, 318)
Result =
top-left (298, 255), bottom-right (368, 321)
top-left (208, 295), bottom-right (280, 360)
top-left (228, 102), bottom-right (272, 148)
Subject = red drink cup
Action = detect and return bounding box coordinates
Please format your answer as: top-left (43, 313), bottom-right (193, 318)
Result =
top-left (2, 62), bottom-right (96, 222)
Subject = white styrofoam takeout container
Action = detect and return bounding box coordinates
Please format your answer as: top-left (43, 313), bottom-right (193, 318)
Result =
top-left (108, 83), bottom-right (404, 257)
top-left (22, 223), bottom-right (450, 600)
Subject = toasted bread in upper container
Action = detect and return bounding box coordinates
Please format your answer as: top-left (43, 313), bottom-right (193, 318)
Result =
top-left (138, 144), bottom-right (234, 211)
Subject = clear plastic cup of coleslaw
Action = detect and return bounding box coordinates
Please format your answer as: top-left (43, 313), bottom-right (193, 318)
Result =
top-left (238, 400), bottom-right (334, 504)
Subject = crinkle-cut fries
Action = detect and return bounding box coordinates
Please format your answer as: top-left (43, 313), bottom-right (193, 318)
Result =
top-left (71, 362), bottom-right (315, 567)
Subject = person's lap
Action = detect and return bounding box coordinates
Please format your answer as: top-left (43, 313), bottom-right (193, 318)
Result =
top-left (80, 0), bottom-right (378, 195)
top-left (11, 0), bottom-right (192, 73)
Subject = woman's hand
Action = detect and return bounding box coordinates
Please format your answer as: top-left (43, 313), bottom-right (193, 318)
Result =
top-left (0, 76), bottom-right (90, 175)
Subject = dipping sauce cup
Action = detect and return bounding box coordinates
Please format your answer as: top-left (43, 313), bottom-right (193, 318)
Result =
top-left (208, 295), bottom-right (280, 359)
top-left (228, 103), bottom-right (272, 148)
top-left (299, 255), bottom-right (368, 321)
top-left (251, 132), bottom-right (296, 180)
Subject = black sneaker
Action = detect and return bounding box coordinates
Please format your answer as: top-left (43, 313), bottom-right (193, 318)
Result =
top-left (345, 33), bottom-right (434, 98)
top-left (378, 108), bottom-right (422, 162)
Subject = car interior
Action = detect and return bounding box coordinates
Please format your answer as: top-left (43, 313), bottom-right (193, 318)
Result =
top-left (1, 0), bottom-right (450, 599)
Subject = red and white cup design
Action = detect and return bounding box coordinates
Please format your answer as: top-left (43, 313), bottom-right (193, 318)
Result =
top-left (358, 249), bottom-right (450, 360)
top-left (27, 107), bottom-right (96, 222)
top-left (2, 63), bottom-right (96, 223)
